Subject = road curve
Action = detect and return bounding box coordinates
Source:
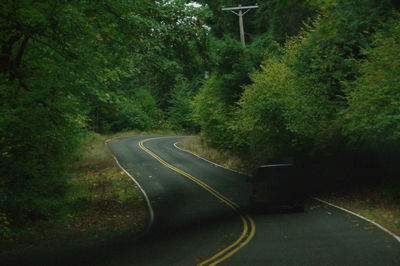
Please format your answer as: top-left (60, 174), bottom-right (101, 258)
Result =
top-left (109, 135), bottom-right (400, 265)
top-left (111, 135), bottom-right (400, 266)
top-left (4, 135), bottom-right (400, 265)
top-left (138, 137), bottom-right (256, 265)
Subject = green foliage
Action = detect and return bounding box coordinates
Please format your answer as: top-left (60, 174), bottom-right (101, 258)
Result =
top-left (341, 14), bottom-right (400, 145)
top-left (234, 58), bottom-right (298, 162)
top-left (0, 0), bottom-right (118, 225)
top-left (125, 0), bottom-right (210, 108)
top-left (195, 0), bottom-right (398, 177)
top-left (193, 0), bottom-right (318, 151)
top-left (0, 82), bottom-right (84, 223)
top-left (192, 76), bottom-right (234, 149)
top-left (212, 36), bottom-right (259, 103)
top-left (0, 212), bottom-right (12, 239)
top-left (251, 0), bottom-right (317, 43)
top-left (229, 0), bottom-right (399, 186)
top-left (167, 76), bottom-right (199, 132)
top-left (0, 0), bottom-right (209, 229)
top-left (90, 87), bottom-right (161, 133)
top-left (281, 0), bottom-right (394, 144)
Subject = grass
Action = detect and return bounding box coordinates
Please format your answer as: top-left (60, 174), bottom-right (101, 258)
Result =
top-left (0, 132), bottom-right (147, 257)
top-left (65, 132), bottom-right (147, 242)
top-left (105, 129), bottom-right (177, 139)
top-left (177, 136), bottom-right (252, 174)
top-left (178, 135), bottom-right (400, 237)
top-left (320, 189), bottom-right (400, 236)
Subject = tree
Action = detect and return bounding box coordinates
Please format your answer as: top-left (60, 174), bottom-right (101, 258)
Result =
top-left (341, 14), bottom-right (400, 145)
top-left (0, 0), bottom-right (210, 229)
top-left (192, 76), bottom-right (235, 149)
top-left (234, 57), bottom-right (298, 163)
top-left (167, 75), bottom-right (199, 132)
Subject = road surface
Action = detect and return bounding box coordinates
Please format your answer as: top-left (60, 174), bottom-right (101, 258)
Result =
top-left (5, 135), bottom-right (400, 265)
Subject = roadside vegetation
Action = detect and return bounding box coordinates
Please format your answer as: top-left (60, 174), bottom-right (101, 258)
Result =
top-left (1, 0), bottom-right (206, 246)
top-left (188, 0), bottom-right (400, 235)
top-left (322, 190), bottom-right (400, 235)
top-left (0, 133), bottom-right (147, 257)
top-left (178, 136), bottom-right (251, 174)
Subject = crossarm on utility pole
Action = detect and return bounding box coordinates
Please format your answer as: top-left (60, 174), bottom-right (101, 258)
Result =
top-left (221, 5), bottom-right (258, 11)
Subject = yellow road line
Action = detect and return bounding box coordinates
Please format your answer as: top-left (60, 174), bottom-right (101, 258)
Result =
top-left (138, 137), bottom-right (256, 265)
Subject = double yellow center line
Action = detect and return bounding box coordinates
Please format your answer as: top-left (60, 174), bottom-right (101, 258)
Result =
top-left (138, 137), bottom-right (256, 265)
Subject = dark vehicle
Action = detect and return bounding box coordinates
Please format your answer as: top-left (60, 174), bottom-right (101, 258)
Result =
top-left (247, 164), bottom-right (305, 212)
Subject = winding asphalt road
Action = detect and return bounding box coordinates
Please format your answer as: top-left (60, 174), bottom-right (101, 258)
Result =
top-left (5, 135), bottom-right (400, 265)
top-left (106, 135), bottom-right (400, 265)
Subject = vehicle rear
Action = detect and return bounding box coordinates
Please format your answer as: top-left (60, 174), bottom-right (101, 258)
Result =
top-left (247, 164), bottom-right (305, 211)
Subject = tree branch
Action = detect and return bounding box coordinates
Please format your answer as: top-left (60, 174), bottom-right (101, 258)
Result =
top-left (15, 35), bottom-right (29, 68)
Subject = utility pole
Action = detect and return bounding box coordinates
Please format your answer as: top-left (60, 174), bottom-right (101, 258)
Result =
top-left (222, 4), bottom-right (258, 47)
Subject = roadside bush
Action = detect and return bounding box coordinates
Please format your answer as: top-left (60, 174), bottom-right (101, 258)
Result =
top-left (192, 76), bottom-right (234, 149)
top-left (341, 14), bottom-right (400, 145)
top-left (337, 14), bottom-right (400, 189)
top-left (282, 0), bottom-right (394, 145)
top-left (167, 75), bottom-right (199, 132)
top-left (89, 88), bottom-right (162, 133)
top-left (232, 0), bottom-right (398, 178)
top-left (0, 212), bottom-right (11, 239)
top-left (234, 57), bottom-right (298, 163)
top-left (0, 81), bottom-right (84, 225)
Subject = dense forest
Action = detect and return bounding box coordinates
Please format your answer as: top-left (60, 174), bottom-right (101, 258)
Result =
top-left (1, 0), bottom-right (399, 237)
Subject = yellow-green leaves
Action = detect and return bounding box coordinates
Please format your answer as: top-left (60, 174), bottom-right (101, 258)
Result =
top-left (341, 14), bottom-right (400, 144)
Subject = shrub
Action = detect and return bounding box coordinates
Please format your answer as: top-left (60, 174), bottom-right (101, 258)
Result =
top-left (341, 14), bottom-right (400, 144)
top-left (192, 77), bottom-right (234, 149)
top-left (234, 57), bottom-right (298, 162)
